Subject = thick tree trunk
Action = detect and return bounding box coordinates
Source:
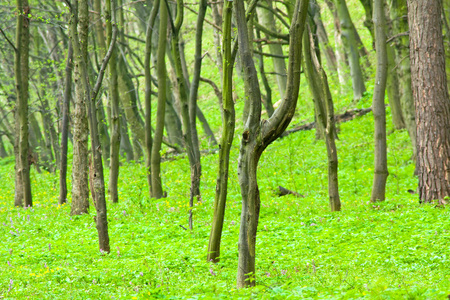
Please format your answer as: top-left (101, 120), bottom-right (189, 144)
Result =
top-left (407, 0), bottom-right (450, 203)
top-left (71, 0), bottom-right (90, 215)
top-left (14, 0), bottom-right (32, 207)
top-left (371, 0), bottom-right (388, 202)
top-left (59, 43), bottom-right (73, 205)
top-left (151, 0), bottom-right (168, 199)
top-left (335, 0), bottom-right (366, 100)
top-left (208, 0), bottom-right (235, 263)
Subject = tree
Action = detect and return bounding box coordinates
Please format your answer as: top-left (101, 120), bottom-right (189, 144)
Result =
top-left (14, 0), bottom-right (32, 207)
top-left (370, 0), bottom-right (388, 202)
top-left (208, 0), bottom-right (235, 262)
top-left (407, 0), bottom-right (450, 203)
top-left (234, 0), bottom-right (309, 287)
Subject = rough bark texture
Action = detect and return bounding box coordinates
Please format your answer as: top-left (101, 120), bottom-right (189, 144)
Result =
top-left (235, 0), bottom-right (308, 288)
top-left (407, 0), bottom-right (450, 203)
top-left (208, 0), bottom-right (235, 263)
top-left (151, 0), bottom-right (168, 199)
top-left (14, 0), bottom-right (32, 207)
top-left (59, 43), bottom-right (73, 205)
top-left (370, 0), bottom-right (389, 202)
top-left (71, 0), bottom-right (90, 215)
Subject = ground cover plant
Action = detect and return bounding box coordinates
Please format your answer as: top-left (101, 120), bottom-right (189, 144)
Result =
top-left (1, 104), bottom-right (450, 299)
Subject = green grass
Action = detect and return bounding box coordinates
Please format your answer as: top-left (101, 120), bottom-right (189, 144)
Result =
top-left (1, 106), bottom-right (449, 299)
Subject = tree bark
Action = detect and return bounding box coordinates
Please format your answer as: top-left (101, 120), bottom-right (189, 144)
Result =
top-left (235, 0), bottom-right (308, 288)
top-left (14, 0), bottom-right (32, 207)
top-left (70, 0), bottom-right (90, 215)
top-left (107, 0), bottom-right (120, 204)
top-left (407, 0), bottom-right (450, 203)
top-left (371, 0), bottom-right (389, 202)
top-left (208, 0), bottom-right (235, 263)
top-left (144, 0), bottom-right (160, 198)
top-left (390, 0), bottom-right (416, 160)
top-left (59, 42), bottom-right (73, 205)
top-left (151, 0), bottom-right (168, 199)
top-left (303, 25), bottom-right (341, 211)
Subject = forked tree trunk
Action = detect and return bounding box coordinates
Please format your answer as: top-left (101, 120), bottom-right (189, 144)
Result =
top-left (14, 0), bottom-right (32, 207)
top-left (151, 0), bottom-right (168, 199)
top-left (407, 0), bottom-right (450, 203)
top-left (303, 25), bottom-right (341, 211)
top-left (235, 0), bottom-right (308, 288)
top-left (370, 0), bottom-right (388, 202)
top-left (59, 42), bottom-right (73, 205)
top-left (208, 0), bottom-right (235, 263)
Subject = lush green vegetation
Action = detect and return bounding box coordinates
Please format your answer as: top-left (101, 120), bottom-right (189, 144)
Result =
top-left (1, 99), bottom-right (449, 298)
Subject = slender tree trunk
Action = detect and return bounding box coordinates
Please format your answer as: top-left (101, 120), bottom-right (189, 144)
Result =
top-left (71, 0), bottom-right (90, 215)
top-left (14, 0), bottom-right (32, 207)
top-left (311, 0), bottom-right (337, 72)
top-left (188, 0), bottom-right (207, 211)
top-left (335, 0), bottom-right (366, 100)
top-left (152, 0), bottom-right (168, 199)
top-left (208, 0), bottom-right (235, 263)
top-left (303, 25), bottom-right (341, 211)
top-left (120, 111), bottom-right (134, 161)
top-left (235, 0), bottom-right (308, 288)
top-left (144, 0), bottom-right (160, 197)
top-left (370, 0), bottom-right (388, 202)
top-left (107, 0), bottom-right (120, 204)
top-left (59, 42), bottom-right (73, 205)
top-left (407, 0), bottom-right (450, 203)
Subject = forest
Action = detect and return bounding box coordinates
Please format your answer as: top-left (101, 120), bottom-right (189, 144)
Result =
top-left (1, 0), bottom-right (450, 298)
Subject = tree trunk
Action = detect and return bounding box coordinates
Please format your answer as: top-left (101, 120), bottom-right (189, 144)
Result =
top-left (70, 0), bottom-right (90, 215)
top-left (14, 0), bottom-right (32, 207)
top-left (311, 0), bottom-right (337, 72)
top-left (407, 0), bottom-right (450, 203)
top-left (370, 0), bottom-right (389, 202)
top-left (208, 0), bottom-right (235, 263)
top-left (144, 0), bottom-right (160, 197)
top-left (235, 0), bottom-right (308, 288)
top-left (152, 0), bottom-right (168, 199)
top-left (59, 42), bottom-right (73, 205)
top-left (335, 0), bottom-right (366, 100)
top-left (107, 0), bottom-right (120, 204)
top-left (390, 0), bottom-right (416, 160)
top-left (303, 25), bottom-right (341, 211)
top-left (386, 40), bottom-right (405, 130)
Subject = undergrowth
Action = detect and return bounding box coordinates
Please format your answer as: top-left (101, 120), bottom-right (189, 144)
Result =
top-left (1, 105), bottom-right (449, 299)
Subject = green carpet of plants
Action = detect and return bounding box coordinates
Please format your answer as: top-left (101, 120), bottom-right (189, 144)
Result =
top-left (1, 101), bottom-right (450, 299)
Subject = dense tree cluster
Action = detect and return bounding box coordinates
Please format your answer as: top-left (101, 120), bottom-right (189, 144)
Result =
top-left (0, 0), bottom-right (449, 287)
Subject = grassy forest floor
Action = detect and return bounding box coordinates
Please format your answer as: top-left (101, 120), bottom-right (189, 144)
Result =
top-left (1, 91), bottom-right (450, 299)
